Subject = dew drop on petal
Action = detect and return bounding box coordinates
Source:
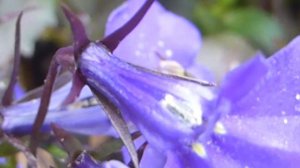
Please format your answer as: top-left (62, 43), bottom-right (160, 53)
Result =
top-left (165, 49), bottom-right (173, 58)
top-left (296, 93), bottom-right (300, 101)
top-left (283, 118), bottom-right (288, 124)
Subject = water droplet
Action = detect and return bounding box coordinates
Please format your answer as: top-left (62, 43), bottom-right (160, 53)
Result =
top-left (296, 94), bottom-right (300, 100)
top-left (283, 118), bottom-right (288, 124)
top-left (256, 97), bottom-right (260, 102)
top-left (281, 110), bottom-right (286, 115)
top-left (165, 49), bottom-right (173, 57)
top-left (294, 104), bottom-right (300, 112)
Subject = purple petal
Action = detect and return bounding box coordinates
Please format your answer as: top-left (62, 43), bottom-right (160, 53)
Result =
top-left (14, 82), bottom-right (25, 100)
top-left (101, 0), bottom-right (154, 52)
top-left (220, 115), bottom-right (300, 153)
top-left (79, 43), bottom-right (213, 150)
top-left (210, 36), bottom-right (300, 166)
top-left (139, 145), bottom-right (166, 168)
top-left (209, 135), bottom-right (300, 168)
top-left (1, 83), bottom-right (115, 136)
top-left (105, 0), bottom-right (201, 69)
top-left (220, 36), bottom-right (300, 117)
top-left (0, 157), bottom-right (6, 165)
top-left (164, 147), bottom-right (211, 168)
top-left (218, 53), bottom-right (269, 107)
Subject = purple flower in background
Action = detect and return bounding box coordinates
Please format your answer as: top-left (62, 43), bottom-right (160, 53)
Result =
top-left (1, 83), bottom-right (115, 136)
top-left (105, 0), bottom-right (201, 70)
top-left (105, 0), bottom-right (213, 81)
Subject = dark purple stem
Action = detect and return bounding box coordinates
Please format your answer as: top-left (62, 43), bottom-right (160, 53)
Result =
top-left (100, 0), bottom-right (155, 52)
top-left (29, 46), bottom-right (73, 153)
top-left (2, 12), bottom-right (22, 106)
top-left (30, 58), bottom-right (59, 153)
top-left (61, 5), bottom-right (90, 60)
top-left (61, 70), bottom-right (85, 106)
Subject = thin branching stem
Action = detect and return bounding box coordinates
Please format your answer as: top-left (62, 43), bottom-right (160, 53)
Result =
top-left (29, 58), bottom-right (59, 154)
top-left (29, 46), bottom-right (74, 153)
top-left (2, 12), bottom-right (23, 106)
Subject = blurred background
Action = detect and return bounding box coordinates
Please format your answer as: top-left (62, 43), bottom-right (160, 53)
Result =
top-left (1, 0), bottom-right (300, 90)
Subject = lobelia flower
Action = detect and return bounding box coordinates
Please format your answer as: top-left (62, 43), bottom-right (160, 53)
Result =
top-left (1, 82), bottom-right (115, 136)
top-left (105, 1), bottom-right (300, 167)
top-left (105, 0), bottom-right (213, 81)
top-left (204, 37), bottom-right (300, 167)
top-left (105, 0), bottom-right (201, 70)
top-left (55, 0), bottom-right (216, 167)
top-left (3, 0), bottom-right (299, 167)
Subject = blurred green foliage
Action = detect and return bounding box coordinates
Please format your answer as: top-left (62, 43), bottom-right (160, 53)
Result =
top-left (193, 0), bottom-right (283, 53)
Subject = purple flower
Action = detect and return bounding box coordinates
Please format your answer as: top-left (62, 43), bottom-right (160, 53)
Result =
top-left (78, 41), bottom-right (213, 148)
top-left (135, 36), bottom-right (300, 167)
top-left (3, 0), bottom-right (299, 167)
top-left (1, 83), bottom-right (115, 136)
top-left (65, 0), bottom-right (215, 167)
top-left (204, 36), bottom-right (300, 167)
top-left (105, 0), bottom-right (201, 70)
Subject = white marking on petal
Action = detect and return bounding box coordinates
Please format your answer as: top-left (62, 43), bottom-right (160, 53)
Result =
top-left (165, 49), bottom-right (173, 58)
top-left (296, 93), bottom-right (300, 101)
top-left (160, 93), bottom-right (202, 126)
